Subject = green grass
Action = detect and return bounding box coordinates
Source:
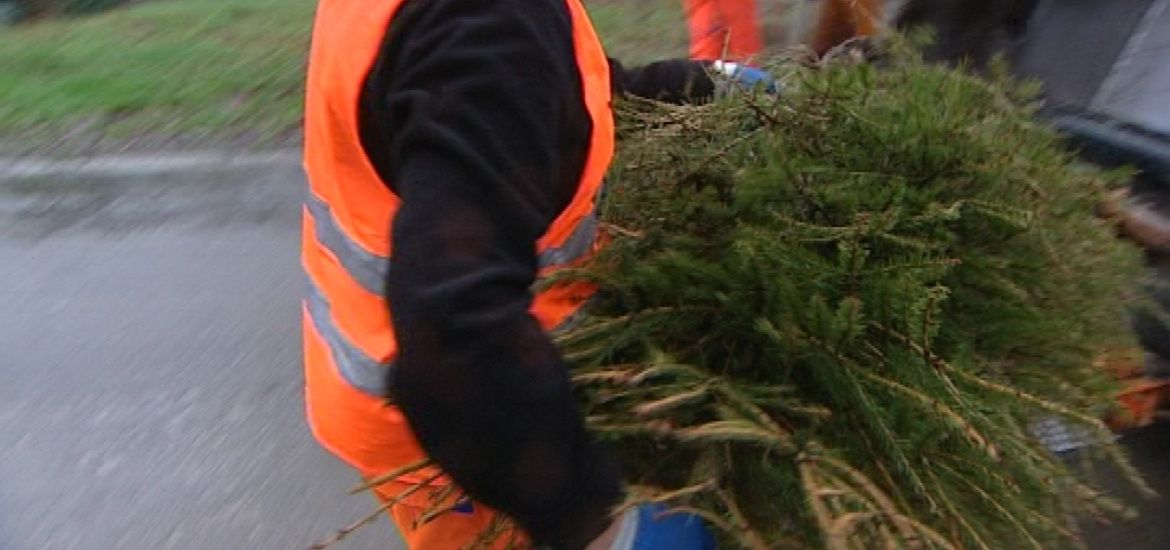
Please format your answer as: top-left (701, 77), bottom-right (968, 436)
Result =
top-left (0, 0), bottom-right (316, 145)
top-left (0, 0), bottom-right (796, 150)
top-left (587, 0), bottom-right (689, 64)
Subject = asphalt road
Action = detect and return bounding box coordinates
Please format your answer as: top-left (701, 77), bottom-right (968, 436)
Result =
top-left (0, 156), bottom-right (400, 550)
top-left (1082, 421), bottom-right (1170, 550)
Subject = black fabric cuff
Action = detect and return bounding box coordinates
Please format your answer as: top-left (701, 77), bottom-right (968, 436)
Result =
top-left (525, 449), bottom-right (625, 549)
top-left (610, 58), bottom-right (716, 105)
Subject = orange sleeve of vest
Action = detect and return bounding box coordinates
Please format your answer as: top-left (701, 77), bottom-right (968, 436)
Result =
top-left (358, 0), bottom-right (623, 547)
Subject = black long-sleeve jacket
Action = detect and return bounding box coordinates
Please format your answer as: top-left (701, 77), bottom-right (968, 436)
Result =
top-left (356, 1), bottom-right (712, 547)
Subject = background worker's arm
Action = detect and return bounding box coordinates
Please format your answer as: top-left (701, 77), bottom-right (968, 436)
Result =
top-left (361, 0), bottom-right (622, 547)
top-left (609, 57), bottom-right (778, 103)
top-left (609, 57), bottom-right (716, 103)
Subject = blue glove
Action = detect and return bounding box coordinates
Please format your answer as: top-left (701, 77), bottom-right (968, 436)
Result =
top-left (712, 60), bottom-right (779, 95)
top-left (609, 503), bottom-right (716, 550)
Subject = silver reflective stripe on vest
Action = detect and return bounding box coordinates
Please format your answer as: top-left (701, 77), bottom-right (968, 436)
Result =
top-left (305, 189), bottom-right (597, 395)
top-left (538, 212), bottom-right (599, 269)
top-left (307, 191), bottom-right (596, 290)
top-left (305, 192), bottom-right (390, 295)
top-left (551, 301), bottom-right (591, 335)
top-left (307, 274), bottom-right (586, 396)
top-left (305, 280), bottom-right (391, 395)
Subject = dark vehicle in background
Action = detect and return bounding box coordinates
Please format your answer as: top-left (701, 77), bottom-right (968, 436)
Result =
top-left (1017, 0), bottom-right (1170, 381)
top-left (0, 0), bottom-right (131, 23)
top-left (899, 0), bottom-right (1168, 179)
top-left (897, 1), bottom-right (1170, 547)
top-left (900, 0), bottom-right (1170, 376)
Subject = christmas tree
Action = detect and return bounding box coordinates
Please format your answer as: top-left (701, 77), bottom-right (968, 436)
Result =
top-left (334, 44), bottom-right (1151, 550)
top-left (552, 45), bottom-right (1149, 549)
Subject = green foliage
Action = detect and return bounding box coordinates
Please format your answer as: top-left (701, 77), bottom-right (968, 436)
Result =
top-left (584, 0), bottom-right (688, 65)
top-left (558, 49), bottom-right (1146, 549)
top-left (0, 0), bottom-right (692, 150)
top-left (0, 0), bottom-right (315, 145)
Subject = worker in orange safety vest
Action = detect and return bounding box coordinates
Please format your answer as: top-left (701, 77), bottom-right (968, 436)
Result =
top-left (301, 0), bottom-right (776, 548)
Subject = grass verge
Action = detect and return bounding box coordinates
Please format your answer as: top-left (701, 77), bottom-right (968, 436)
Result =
top-left (0, 0), bottom-right (315, 153)
top-left (0, 0), bottom-right (801, 154)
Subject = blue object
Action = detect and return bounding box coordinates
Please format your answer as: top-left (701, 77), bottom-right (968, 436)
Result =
top-left (452, 498), bottom-right (475, 515)
top-left (631, 503), bottom-right (716, 550)
top-left (713, 61), bottom-right (780, 95)
top-left (732, 66), bottom-right (779, 95)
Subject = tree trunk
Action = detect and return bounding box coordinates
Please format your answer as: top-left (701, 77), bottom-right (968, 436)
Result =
top-left (16, 0), bottom-right (64, 20)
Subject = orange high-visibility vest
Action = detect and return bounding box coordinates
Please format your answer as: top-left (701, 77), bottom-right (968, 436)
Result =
top-left (301, 0), bottom-right (614, 475)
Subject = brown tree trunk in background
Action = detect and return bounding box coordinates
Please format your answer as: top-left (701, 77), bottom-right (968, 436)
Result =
top-left (17, 0), bottom-right (64, 20)
top-left (810, 0), bottom-right (885, 55)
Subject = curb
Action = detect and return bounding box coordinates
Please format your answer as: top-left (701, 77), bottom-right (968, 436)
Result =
top-left (0, 150), bottom-right (302, 180)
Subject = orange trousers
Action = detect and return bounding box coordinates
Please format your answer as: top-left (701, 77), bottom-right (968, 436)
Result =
top-left (684, 0), bottom-right (763, 61)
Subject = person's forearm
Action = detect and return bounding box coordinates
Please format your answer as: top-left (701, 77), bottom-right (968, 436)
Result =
top-left (368, 0), bottom-right (626, 546)
top-left (387, 263), bottom-right (622, 546)
top-left (385, 164), bottom-right (623, 546)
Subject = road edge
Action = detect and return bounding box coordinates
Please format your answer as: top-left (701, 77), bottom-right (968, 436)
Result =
top-left (0, 150), bottom-right (303, 181)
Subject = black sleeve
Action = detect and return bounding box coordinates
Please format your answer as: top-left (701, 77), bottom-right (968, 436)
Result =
top-left (609, 57), bottom-right (716, 104)
top-left (357, 0), bottom-right (623, 548)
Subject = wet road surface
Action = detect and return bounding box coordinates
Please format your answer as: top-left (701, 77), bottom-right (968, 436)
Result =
top-left (0, 157), bottom-right (400, 549)
top-left (1083, 421), bottom-right (1170, 549)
